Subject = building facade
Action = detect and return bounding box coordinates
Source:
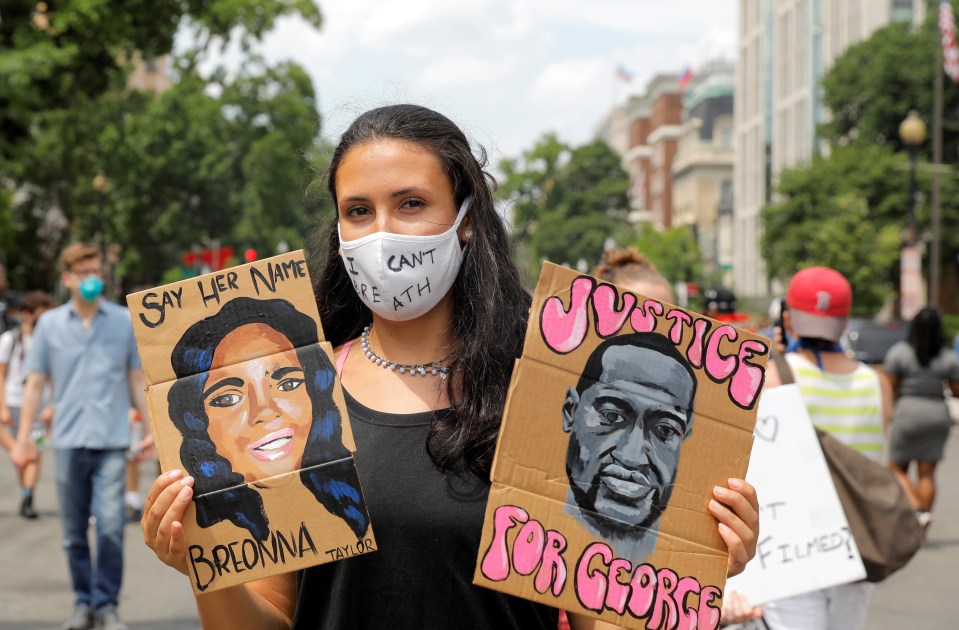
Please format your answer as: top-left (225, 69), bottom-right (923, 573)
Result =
top-left (597, 74), bottom-right (683, 228)
top-left (733, 0), bottom-right (918, 298)
top-left (672, 61), bottom-right (736, 279)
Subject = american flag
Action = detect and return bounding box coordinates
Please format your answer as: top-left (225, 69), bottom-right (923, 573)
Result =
top-left (615, 64), bottom-right (634, 82)
top-left (940, 0), bottom-right (959, 82)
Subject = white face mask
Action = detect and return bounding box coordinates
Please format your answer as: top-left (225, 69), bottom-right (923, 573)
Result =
top-left (338, 198), bottom-right (470, 321)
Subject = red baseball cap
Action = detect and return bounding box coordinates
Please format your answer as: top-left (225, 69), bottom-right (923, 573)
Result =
top-left (786, 266), bottom-right (852, 342)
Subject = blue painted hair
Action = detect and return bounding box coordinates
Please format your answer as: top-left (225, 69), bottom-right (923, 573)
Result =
top-left (168, 297), bottom-right (369, 541)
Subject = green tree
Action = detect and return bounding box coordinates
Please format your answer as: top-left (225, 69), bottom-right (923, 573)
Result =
top-left (821, 5), bottom-right (959, 161)
top-left (0, 0), bottom-right (322, 170)
top-left (761, 144), bottom-right (959, 315)
top-left (499, 135), bottom-right (631, 274)
top-left (764, 5), bottom-right (959, 314)
top-left (1, 1), bottom-right (324, 290)
top-left (633, 224), bottom-right (703, 285)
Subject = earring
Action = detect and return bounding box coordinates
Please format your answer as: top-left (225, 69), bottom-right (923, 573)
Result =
top-left (464, 229), bottom-right (474, 240)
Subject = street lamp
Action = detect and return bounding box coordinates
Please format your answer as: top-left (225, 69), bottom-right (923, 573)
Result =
top-left (898, 110), bottom-right (927, 246)
top-left (91, 173), bottom-right (111, 261)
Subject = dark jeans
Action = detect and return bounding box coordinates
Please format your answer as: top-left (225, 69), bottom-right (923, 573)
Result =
top-left (54, 447), bottom-right (126, 611)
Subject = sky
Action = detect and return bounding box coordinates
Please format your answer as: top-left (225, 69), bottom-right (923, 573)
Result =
top-left (198, 0), bottom-right (737, 163)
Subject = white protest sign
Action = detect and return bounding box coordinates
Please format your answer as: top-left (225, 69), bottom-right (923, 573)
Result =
top-left (726, 385), bottom-right (866, 604)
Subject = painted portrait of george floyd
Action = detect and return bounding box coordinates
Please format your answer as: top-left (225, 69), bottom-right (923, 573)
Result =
top-left (129, 251), bottom-right (375, 594)
top-left (561, 332), bottom-right (697, 562)
top-left (475, 262), bottom-right (769, 630)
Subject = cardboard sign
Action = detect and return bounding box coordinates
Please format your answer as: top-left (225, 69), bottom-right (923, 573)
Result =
top-left (726, 385), bottom-right (866, 604)
top-left (128, 251), bottom-right (375, 593)
top-left (473, 263), bottom-right (769, 629)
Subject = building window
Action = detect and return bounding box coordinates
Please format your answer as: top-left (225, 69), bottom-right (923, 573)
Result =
top-left (720, 126), bottom-right (733, 150)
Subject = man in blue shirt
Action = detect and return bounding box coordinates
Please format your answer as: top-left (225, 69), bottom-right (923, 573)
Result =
top-left (13, 243), bottom-right (152, 630)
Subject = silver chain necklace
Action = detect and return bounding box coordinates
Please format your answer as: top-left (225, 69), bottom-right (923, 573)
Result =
top-left (360, 325), bottom-right (449, 379)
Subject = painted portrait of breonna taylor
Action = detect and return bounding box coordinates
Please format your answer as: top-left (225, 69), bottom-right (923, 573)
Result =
top-left (474, 262), bottom-right (770, 630)
top-left (129, 251), bottom-right (374, 595)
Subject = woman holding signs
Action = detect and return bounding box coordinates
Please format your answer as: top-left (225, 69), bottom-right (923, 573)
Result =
top-left (140, 104), bottom-right (760, 629)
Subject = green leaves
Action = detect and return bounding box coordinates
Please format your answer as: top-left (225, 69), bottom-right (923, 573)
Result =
top-left (1, 1), bottom-right (325, 291)
top-left (500, 134), bottom-right (630, 274)
top-left (762, 6), bottom-right (959, 315)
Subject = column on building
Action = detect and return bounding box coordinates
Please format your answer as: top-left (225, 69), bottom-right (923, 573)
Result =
top-left (672, 60), bottom-right (735, 280)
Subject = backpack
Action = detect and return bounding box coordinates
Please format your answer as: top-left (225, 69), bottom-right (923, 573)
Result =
top-left (773, 352), bottom-right (923, 582)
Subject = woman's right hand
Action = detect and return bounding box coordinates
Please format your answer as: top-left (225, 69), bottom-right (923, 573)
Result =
top-left (142, 469), bottom-right (195, 576)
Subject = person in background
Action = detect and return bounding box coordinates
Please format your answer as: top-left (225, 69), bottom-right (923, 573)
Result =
top-left (12, 243), bottom-right (153, 630)
top-left (703, 285), bottom-right (750, 325)
top-left (883, 306), bottom-right (959, 534)
top-left (139, 104), bottom-right (759, 630)
top-left (762, 266), bottom-right (892, 630)
top-left (591, 247), bottom-right (674, 303)
top-left (0, 290), bottom-right (54, 518)
top-left (124, 408), bottom-right (145, 524)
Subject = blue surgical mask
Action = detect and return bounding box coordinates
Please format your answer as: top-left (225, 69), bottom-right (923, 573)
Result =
top-left (78, 275), bottom-right (104, 302)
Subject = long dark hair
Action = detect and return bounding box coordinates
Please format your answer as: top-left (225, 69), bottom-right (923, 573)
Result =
top-left (908, 306), bottom-right (944, 367)
top-left (168, 297), bottom-right (369, 541)
top-left (315, 104), bottom-right (531, 477)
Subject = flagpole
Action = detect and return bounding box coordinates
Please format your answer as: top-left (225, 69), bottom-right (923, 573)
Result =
top-left (931, 4), bottom-right (945, 307)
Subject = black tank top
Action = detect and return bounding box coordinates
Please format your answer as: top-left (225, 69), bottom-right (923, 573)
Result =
top-left (292, 391), bottom-right (559, 630)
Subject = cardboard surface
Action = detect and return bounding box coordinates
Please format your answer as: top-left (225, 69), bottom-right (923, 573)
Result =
top-left (128, 251), bottom-right (375, 593)
top-left (726, 385), bottom-right (866, 604)
top-left (473, 263), bottom-right (770, 629)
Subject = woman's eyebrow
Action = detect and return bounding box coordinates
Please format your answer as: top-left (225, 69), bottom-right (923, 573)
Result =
top-left (203, 377), bottom-right (244, 399)
top-left (272, 366), bottom-right (304, 380)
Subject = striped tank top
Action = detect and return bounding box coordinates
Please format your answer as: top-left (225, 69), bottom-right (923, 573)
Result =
top-left (785, 352), bottom-right (885, 462)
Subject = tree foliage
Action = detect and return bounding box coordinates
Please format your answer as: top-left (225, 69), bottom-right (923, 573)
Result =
top-left (821, 9), bottom-right (959, 161)
top-left (1, 1), bottom-right (325, 292)
top-left (763, 6), bottom-right (959, 314)
top-left (499, 134), bottom-right (631, 273)
top-left (633, 224), bottom-right (703, 285)
top-left (761, 145), bottom-right (959, 315)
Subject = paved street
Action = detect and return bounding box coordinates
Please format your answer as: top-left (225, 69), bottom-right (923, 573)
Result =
top-left (0, 458), bottom-right (200, 629)
top-left (2, 423), bottom-right (958, 629)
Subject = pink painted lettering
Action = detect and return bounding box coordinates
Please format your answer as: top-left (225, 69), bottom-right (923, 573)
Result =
top-left (592, 285), bottom-right (637, 337)
top-left (538, 276), bottom-right (770, 410)
top-left (697, 586), bottom-right (722, 630)
top-left (569, 545), bottom-right (723, 630)
top-left (686, 319), bottom-right (711, 369)
top-left (540, 277), bottom-right (594, 353)
top-left (649, 568), bottom-right (679, 630)
top-left (629, 299), bottom-right (664, 333)
top-left (534, 531), bottom-right (568, 597)
top-left (704, 325), bottom-right (739, 382)
top-left (665, 309), bottom-right (693, 344)
top-left (604, 558), bottom-right (634, 614)
top-left (729, 340), bottom-right (768, 409)
top-left (576, 542), bottom-right (613, 612)
top-left (512, 519), bottom-right (546, 575)
top-left (479, 505), bottom-right (528, 581)
top-left (626, 564), bottom-right (658, 618)
top-left (675, 576), bottom-right (704, 630)
top-left (478, 505), bottom-right (569, 596)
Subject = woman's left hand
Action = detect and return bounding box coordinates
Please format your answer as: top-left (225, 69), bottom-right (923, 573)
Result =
top-left (708, 478), bottom-right (759, 578)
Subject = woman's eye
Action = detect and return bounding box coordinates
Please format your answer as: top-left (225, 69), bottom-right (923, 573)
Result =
top-left (209, 393), bottom-right (241, 408)
top-left (400, 198), bottom-right (426, 210)
top-left (277, 378), bottom-right (304, 392)
top-left (345, 206), bottom-right (371, 218)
